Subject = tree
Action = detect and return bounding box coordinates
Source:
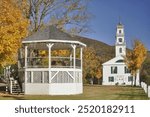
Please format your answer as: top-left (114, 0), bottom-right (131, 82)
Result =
top-left (0, 0), bottom-right (29, 67)
top-left (83, 47), bottom-right (102, 84)
top-left (17, 0), bottom-right (91, 34)
top-left (140, 57), bottom-right (150, 85)
top-left (125, 40), bottom-right (147, 86)
top-left (96, 68), bottom-right (102, 85)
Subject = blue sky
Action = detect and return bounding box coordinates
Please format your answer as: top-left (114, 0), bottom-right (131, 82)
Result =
top-left (82, 0), bottom-right (150, 50)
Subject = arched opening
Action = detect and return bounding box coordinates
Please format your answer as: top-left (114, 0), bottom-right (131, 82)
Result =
top-left (119, 38), bottom-right (122, 42)
top-left (119, 48), bottom-right (122, 53)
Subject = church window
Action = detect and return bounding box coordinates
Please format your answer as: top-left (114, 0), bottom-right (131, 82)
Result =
top-left (119, 30), bottom-right (122, 33)
top-left (111, 66), bottom-right (117, 74)
top-left (125, 66), bottom-right (131, 73)
top-left (119, 38), bottom-right (122, 42)
top-left (119, 48), bottom-right (122, 53)
top-left (128, 76), bottom-right (133, 82)
top-left (108, 76), bottom-right (114, 82)
top-left (116, 59), bottom-right (124, 63)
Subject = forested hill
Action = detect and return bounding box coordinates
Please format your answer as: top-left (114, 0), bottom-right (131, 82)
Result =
top-left (76, 36), bottom-right (115, 62)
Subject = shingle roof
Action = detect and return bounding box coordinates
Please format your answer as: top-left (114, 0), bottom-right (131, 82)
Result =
top-left (23, 26), bottom-right (75, 42)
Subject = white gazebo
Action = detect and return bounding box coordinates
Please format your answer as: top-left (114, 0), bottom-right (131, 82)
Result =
top-left (18, 26), bottom-right (86, 95)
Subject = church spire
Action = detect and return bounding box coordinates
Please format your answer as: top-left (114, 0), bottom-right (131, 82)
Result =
top-left (118, 16), bottom-right (122, 25)
top-left (115, 22), bottom-right (126, 57)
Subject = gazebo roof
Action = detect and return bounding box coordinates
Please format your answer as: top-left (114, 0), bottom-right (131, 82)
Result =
top-left (23, 26), bottom-right (86, 47)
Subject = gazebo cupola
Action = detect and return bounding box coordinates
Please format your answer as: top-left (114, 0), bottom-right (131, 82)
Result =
top-left (18, 26), bottom-right (86, 95)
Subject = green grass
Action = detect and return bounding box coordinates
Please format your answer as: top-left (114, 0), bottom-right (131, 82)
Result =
top-left (0, 85), bottom-right (149, 100)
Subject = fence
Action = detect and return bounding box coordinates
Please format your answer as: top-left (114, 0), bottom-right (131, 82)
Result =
top-left (141, 82), bottom-right (150, 98)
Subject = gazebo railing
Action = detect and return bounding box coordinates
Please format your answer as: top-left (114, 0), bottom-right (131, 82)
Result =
top-left (26, 69), bottom-right (82, 84)
top-left (27, 57), bottom-right (49, 68)
top-left (19, 57), bottom-right (81, 68)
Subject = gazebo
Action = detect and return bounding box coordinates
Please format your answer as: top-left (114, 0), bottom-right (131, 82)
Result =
top-left (18, 26), bottom-right (86, 95)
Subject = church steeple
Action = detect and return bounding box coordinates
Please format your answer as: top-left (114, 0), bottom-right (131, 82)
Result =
top-left (115, 22), bottom-right (126, 57)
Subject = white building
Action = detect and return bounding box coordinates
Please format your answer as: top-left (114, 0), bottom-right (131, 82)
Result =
top-left (102, 23), bottom-right (139, 85)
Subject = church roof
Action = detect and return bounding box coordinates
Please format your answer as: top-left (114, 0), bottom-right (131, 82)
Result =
top-left (102, 56), bottom-right (125, 65)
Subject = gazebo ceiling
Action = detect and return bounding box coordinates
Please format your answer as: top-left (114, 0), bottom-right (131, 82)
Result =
top-left (25, 42), bottom-right (74, 50)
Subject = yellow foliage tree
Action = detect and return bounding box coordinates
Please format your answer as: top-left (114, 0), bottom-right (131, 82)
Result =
top-left (83, 47), bottom-right (102, 84)
top-left (96, 67), bottom-right (102, 85)
top-left (0, 0), bottom-right (29, 67)
top-left (52, 50), bottom-right (70, 57)
top-left (125, 40), bottom-right (147, 86)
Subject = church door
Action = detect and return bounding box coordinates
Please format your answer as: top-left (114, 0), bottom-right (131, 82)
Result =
top-left (117, 75), bottom-right (124, 85)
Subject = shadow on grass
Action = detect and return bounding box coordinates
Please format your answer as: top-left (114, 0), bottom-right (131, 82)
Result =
top-left (0, 93), bottom-right (25, 100)
top-left (115, 92), bottom-right (148, 100)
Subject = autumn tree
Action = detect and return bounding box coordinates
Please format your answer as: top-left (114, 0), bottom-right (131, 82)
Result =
top-left (17, 0), bottom-right (90, 34)
top-left (0, 0), bottom-right (29, 67)
top-left (83, 47), bottom-right (102, 84)
top-left (125, 40), bottom-right (147, 86)
top-left (95, 68), bottom-right (102, 84)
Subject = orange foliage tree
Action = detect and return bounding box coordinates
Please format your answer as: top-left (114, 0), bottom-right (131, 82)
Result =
top-left (125, 40), bottom-right (147, 86)
top-left (0, 0), bottom-right (29, 67)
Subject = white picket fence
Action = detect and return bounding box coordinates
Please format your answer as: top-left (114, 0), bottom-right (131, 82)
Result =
top-left (141, 82), bottom-right (150, 98)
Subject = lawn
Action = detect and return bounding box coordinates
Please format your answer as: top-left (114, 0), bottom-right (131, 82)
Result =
top-left (0, 85), bottom-right (148, 100)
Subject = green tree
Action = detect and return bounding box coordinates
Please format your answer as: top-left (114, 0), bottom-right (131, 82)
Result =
top-left (125, 40), bottom-right (147, 86)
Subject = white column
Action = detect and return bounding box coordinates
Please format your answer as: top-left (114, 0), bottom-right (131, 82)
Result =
top-left (25, 46), bottom-right (28, 68)
top-left (70, 54), bottom-right (72, 68)
top-left (148, 86), bottom-right (150, 98)
top-left (25, 46), bottom-right (28, 83)
top-left (80, 48), bottom-right (83, 83)
top-left (71, 44), bottom-right (76, 82)
top-left (10, 80), bottom-right (12, 94)
top-left (136, 70), bottom-right (140, 86)
top-left (80, 48), bottom-right (83, 70)
top-left (71, 44), bottom-right (76, 69)
top-left (47, 43), bottom-right (54, 83)
top-left (42, 71), bottom-right (44, 83)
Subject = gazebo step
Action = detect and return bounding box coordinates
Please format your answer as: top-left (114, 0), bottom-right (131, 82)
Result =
top-left (10, 80), bottom-right (22, 94)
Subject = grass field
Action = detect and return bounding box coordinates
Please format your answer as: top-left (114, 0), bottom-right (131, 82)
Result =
top-left (0, 85), bottom-right (149, 100)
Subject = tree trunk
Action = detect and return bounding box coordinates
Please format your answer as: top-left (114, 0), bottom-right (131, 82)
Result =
top-left (134, 74), bottom-right (137, 86)
top-left (98, 79), bottom-right (100, 85)
top-left (131, 75), bottom-right (134, 86)
top-left (90, 78), bottom-right (93, 85)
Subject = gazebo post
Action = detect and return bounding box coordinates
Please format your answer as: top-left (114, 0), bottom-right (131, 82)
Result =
top-left (25, 46), bottom-right (28, 68)
top-left (70, 54), bottom-right (72, 68)
top-left (80, 48), bottom-right (83, 83)
top-left (71, 44), bottom-right (76, 81)
top-left (80, 48), bottom-right (83, 70)
top-left (47, 43), bottom-right (54, 83)
top-left (25, 45), bottom-right (28, 83)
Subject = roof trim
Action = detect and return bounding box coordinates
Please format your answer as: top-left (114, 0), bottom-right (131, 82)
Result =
top-left (22, 39), bottom-right (86, 47)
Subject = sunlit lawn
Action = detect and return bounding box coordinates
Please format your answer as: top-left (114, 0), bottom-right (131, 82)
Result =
top-left (0, 85), bottom-right (148, 100)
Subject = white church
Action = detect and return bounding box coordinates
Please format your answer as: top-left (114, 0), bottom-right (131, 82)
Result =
top-left (102, 22), bottom-right (140, 86)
